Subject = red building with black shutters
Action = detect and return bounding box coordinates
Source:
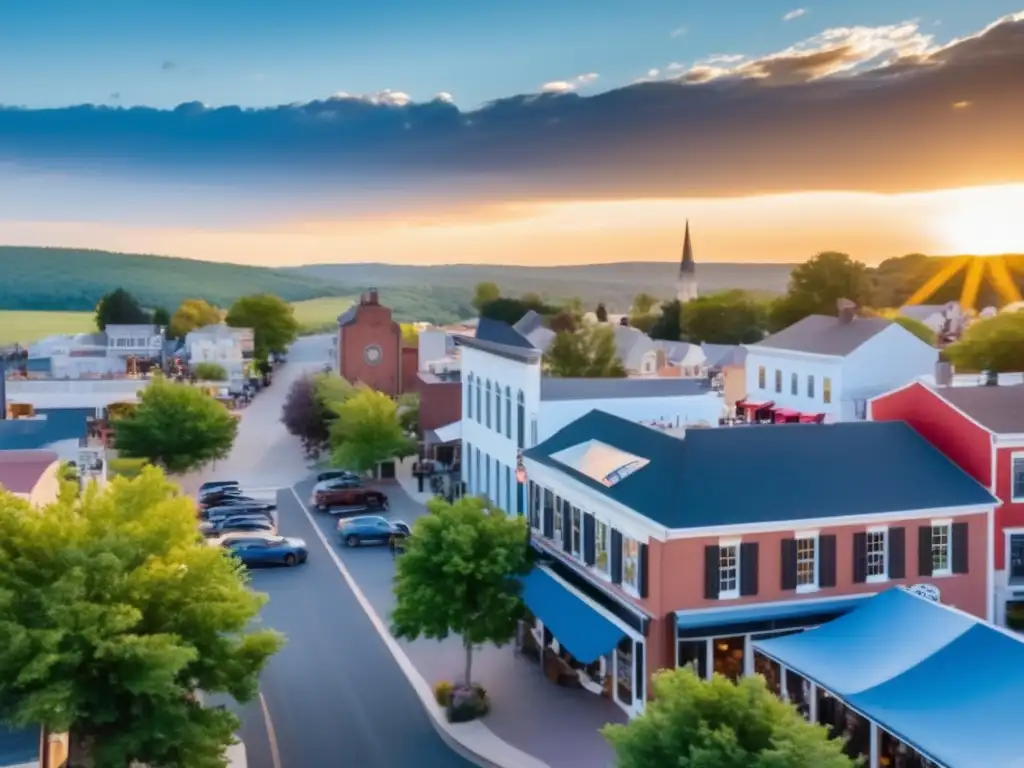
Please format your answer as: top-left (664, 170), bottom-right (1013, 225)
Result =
top-left (518, 410), bottom-right (995, 718)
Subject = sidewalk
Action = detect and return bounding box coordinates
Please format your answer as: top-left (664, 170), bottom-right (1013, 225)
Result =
top-left (393, 457), bottom-right (438, 505)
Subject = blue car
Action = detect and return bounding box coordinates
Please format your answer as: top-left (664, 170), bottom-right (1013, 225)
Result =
top-left (221, 535), bottom-right (308, 566)
top-left (336, 516), bottom-right (411, 547)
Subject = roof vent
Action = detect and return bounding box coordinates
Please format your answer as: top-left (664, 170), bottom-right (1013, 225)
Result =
top-left (837, 298), bottom-right (857, 325)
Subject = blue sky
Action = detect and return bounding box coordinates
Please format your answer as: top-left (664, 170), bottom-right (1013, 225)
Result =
top-left (1, 0), bottom-right (1020, 108)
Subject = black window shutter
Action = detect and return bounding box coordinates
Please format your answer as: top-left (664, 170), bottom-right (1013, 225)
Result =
top-left (638, 543), bottom-right (649, 598)
top-left (542, 496), bottom-right (553, 538)
top-left (634, 642), bottom-right (645, 702)
top-left (516, 481), bottom-right (524, 516)
top-left (952, 522), bottom-right (969, 574)
top-left (819, 535), bottom-right (837, 588)
top-left (583, 513), bottom-right (596, 566)
top-left (611, 529), bottom-right (623, 584)
top-left (888, 527), bottom-right (906, 580)
top-left (918, 526), bottom-right (933, 576)
top-left (561, 500), bottom-right (572, 554)
top-left (780, 539), bottom-right (798, 591)
top-left (853, 532), bottom-right (868, 583)
top-left (740, 542), bottom-right (759, 596)
top-left (704, 545), bottom-right (720, 600)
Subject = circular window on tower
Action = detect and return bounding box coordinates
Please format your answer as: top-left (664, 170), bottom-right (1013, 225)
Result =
top-left (364, 344), bottom-right (383, 365)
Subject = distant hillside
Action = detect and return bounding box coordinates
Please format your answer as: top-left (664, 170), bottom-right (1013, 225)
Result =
top-left (288, 262), bottom-right (795, 312)
top-left (0, 247), bottom-right (472, 324)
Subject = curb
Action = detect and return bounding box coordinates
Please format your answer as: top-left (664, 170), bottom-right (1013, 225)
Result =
top-left (288, 486), bottom-right (550, 768)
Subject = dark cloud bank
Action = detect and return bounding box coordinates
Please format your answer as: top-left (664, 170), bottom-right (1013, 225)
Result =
top-left (1, 14), bottom-right (1022, 201)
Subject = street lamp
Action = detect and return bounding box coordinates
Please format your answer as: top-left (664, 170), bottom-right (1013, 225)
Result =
top-left (515, 450), bottom-right (527, 484)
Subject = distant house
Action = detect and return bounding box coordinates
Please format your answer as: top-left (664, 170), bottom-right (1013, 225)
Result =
top-left (513, 311), bottom-right (556, 353)
top-left (701, 344), bottom-right (747, 406)
top-left (0, 449), bottom-right (61, 506)
top-left (742, 301), bottom-right (937, 423)
top-left (656, 341), bottom-right (706, 377)
top-left (104, 324), bottom-right (165, 360)
top-left (185, 324), bottom-right (252, 379)
top-left (899, 302), bottom-right (965, 339)
top-left (613, 326), bottom-right (659, 376)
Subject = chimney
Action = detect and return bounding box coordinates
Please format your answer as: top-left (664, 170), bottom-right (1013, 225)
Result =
top-left (364, 288), bottom-right (379, 305)
top-left (934, 361), bottom-right (954, 387)
top-left (837, 298), bottom-right (857, 325)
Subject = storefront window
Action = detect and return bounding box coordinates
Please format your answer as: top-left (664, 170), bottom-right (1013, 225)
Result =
top-left (594, 519), bottom-right (610, 573)
top-left (713, 636), bottom-right (745, 681)
top-left (787, 670), bottom-right (810, 716)
top-left (615, 636), bottom-right (634, 705)
top-left (622, 537), bottom-right (639, 590)
top-left (1010, 535), bottom-right (1024, 584)
top-left (676, 640), bottom-right (707, 679)
top-left (753, 652), bottom-right (781, 695)
top-left (571, 506), bottom-right (582, 558)
top-left (529, 483), bottom-right (541, 531)
top-left (542, 489), bottom-right (554, 536)
top-left (553, 500), bottom-right (563, 545)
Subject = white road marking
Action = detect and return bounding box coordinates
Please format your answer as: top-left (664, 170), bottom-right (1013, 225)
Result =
top-left (259, 692), bottom-right (282, 768)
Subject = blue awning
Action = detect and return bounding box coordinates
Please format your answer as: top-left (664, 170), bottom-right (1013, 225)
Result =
top-left (675, 594), bottom-right (872, 632)
top-left (521, 567), bottom-right (626, 664)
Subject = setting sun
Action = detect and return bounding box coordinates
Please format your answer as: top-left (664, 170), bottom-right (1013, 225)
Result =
top-left (935, 184), bottom-right (1024, 256)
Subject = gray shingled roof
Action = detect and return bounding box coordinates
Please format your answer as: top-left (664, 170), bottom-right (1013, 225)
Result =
top-left (933, 384), bottom-right (1024, 435)
top-left (524, 410), bottom-right (997, 529)
top-left (337, 306), bottom-right (358, 327)
top-left (702, 343), bottom-right (747, 369)
top-left (475, 317), bottom-right (536, 349)
top-left (613, 326), bottom-right (656, 370)
top-left (750, 314), bottom-right (893, 357)
top-left (540, 377), bottom-right (712, 401)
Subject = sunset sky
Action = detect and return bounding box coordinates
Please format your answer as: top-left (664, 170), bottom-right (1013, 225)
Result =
top-left (1, 2), bottom-right (1022, 266)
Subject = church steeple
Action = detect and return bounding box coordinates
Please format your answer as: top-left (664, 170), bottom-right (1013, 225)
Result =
top-left (676, 220), bottom-right (698, 302)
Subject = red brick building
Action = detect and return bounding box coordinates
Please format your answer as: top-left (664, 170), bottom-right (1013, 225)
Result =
top-left (869, 379), bottom-right (1024, 626)
top-left (336, 290), bottom-right (408, 396)
top-left (518, 411), bottom-right (995, 719)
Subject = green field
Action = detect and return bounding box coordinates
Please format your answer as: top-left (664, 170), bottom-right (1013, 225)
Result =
top-left (290, 297), bottom-right (354, 332)
top-left (0, 310), bottom-right (94, 346)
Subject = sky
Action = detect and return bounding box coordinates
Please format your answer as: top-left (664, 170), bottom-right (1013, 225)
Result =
top-left (0, 1), bottom-right (1022, 266)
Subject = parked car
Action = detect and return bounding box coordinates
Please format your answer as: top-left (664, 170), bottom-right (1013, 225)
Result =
top-left (312, 477), bottom-right (363, 494)
top-left (200, 516), bottom-right (277, 537)
top-left (336, 516), bottom-right (411, 547)
top-left (199, 480), bottom-right (240, 495)
top-left (202, 505), bottom-right (274, 523)
top-left (222, 535), bottom-right (308, 567)
top-left (201, 498), bottom-right (276, 514)
top-left (310, 486), bottom-right (388, 515)
top-left (316, 470), bottom-right (361, 483)
top-left (199, 492), bottom-right (258, 510)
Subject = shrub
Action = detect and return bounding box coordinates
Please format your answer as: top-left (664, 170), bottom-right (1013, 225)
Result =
top-left (433, 680), bottom-right (454, 707)
top-left (107, 457), bottom-right (149, 479)
top-left (445, 683), bottom-right (490, 723)
top-left (193, 362), bottom-right (228, 381)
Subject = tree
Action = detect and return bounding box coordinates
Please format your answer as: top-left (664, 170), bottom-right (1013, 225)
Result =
top-left (170, 298), bottom-right (222, 338)
top-left (151, 306), bottom-right (171, 329)
top-left (0, 468), bottom-right (283, 767)
top-left (681, 291), bottom-right (769, 344)
top-left (889, 315), bottom-right (936, 345)
top-left (472, 282), bottom-right (501, 312)
top-left (397, 393), bottom-right (420, 436)
top-left (632, 292), bottom-right (658, 315)
top-left (595, 303), bottom-right (609, 323)
top-left (95, 288), bottom-right (149, 330)
top-left (770, 252), bottom-right (875, 332)
top-left (225, 294), bottom-right (299, 359)
top-left (401, 323), bottom-right (419, 347)
top-left (649, 299), bottom-right (684, 341)
top-left (114, 378), bottom-right (238, 474)
top-left (544, 325), bottom-right (627, 378)
top-left (602, 668), bottom-right (855, 768)
top-left (314, 372), bottom-right (356, 410)
top-left (391, 496), bottom-right (532, 686)
top-left (548, 310), bottom-right (578, 333)
top-left (193, 362), bottom-right (228, 381)
top-left (328, 386), bottom-right (416, 472)
top-left (946, 312), bottom-right (1024, 372)
top-left (281, 375), bottom-right (333, 458)
top-left (478, 296), bottom-right (553, 326)
top-left (628, 313), bottom-right (657, 334)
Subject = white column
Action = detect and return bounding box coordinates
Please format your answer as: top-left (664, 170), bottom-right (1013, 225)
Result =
top-left (808, 683), bottom-right (818, 723)
top-left (780, 664), bottom-right (790, 701)
top-left (869, 722), bottom-right (880, 768)
top-left (705, 638), bottom-right (714, 680)
top-left (743, 636), bottom-right (754, 678)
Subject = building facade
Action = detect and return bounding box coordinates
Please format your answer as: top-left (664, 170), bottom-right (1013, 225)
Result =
top-left (336, 289), bottom-right (405, 397)
top-left (519, 411), bottom-right (995, 719)
top-left (869, 378), bottom-right (1024, 626)
top-left (184, 324), bottom-right (252, 380)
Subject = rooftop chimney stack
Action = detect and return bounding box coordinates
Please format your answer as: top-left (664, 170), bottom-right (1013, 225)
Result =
top-left (362, 288), bottom-right (379, 306)
top-left (837, 298), bottom-right (857, 325)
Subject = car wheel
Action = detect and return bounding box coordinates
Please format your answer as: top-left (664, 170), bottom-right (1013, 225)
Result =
top-left (284, 554), bottom-right (297, 566)
top-left (345, 534), bottom-right (360, 548)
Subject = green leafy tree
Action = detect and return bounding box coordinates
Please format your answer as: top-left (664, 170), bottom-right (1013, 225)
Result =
top-left (769, 252), bottom-right (875, 332)
top-left (602, 668), bottom-right (856, 768)
top-left (632, 292), bottom-right (658, 315)
top-left (400, 323), bottom-right (420, 347)
top-left (472, 282), bottom-right (501, 312)
top-left (329, 386), bottom-right (417, 472)
top-left (946, 312), bottom-right (1024, 372)
top-left (114, 378), bottom-right (238, 473)
top-left (0, 468), bottom-right (283, 767)
top-left (397, 392), bottom-right (421, 436)
top-left (226, 294), bottom-right (299, 359)
top-left (649, 299), bottom-right (684, 341)
top-left (681, 290), bottom-right (769, 344)
top-left (391, 496), bottom-right (532, 686)
top-left (478, 297), bottom-right (552, 326)
top-left (314, 372), bottom-right (356, 411)
top-left (171, 298), bottom-right (223, 338)
top-left (95, 288), bottom-right (150, 330)
top-left (193, 362), bottom-right (228, 381)
top-left (544, 325), bottom-right (627, 378)
top-left (889, 315), bottom-right (936, 345)
top-left (548, 310), bottom-right (578, 333)
top-left (151, 306), bottom-right (172, 330)
top-left (628, 313), bottom-right (657, 334)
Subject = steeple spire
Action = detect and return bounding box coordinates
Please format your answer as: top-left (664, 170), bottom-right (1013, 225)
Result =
top-left (676, 220), bottom-right (698, 303)
top-left (679, 220), bottom-right (695, 275)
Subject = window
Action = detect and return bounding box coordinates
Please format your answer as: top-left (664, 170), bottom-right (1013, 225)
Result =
top-left (774, 369), bottom-right (782, 393)
top-left (806, 375), bottom-right (815, 399)
top-left (931, 523), bottom-right (951, 574)
top-left (466, 442), bottom-right (473, 491)
top-left (531, 417), bottom-right (538, 447)
top-left (553, 497), bottom-right (563, 544)
top-left (866, 529), bottom-right (887, 579)
top-left (529, 484), bottom-right (542, 531)
top-left (475, 379), bottom-right (482, 423)
top-left (790, 372), bottom-right (798, 395)
top-left (495, 385), bottom-right (501, 434)
top-left (467, 376), bottom-right (474, 420)
top-left (475, 450), bottom-right (481, 496)
top-left (1013, 454), bottom-right (1024, 501)
top-left (595, 520), bottom-right (610, 574)
top-left (505, 466), bottom-right (512, 513)
top-left (516, 390), bottom-right (525, 449)
top-left (757, 365), bottom-right (766, 389)
top-left (796, 534), bottom-right (818, 590)
top-left (1010, 534), bottom-right (1024, 584)
top-left (718, 543), bottom-right (739, 598)
top-left (622, 537), bottom-right (640, 591)
top-left (485, 380), bottom-right (492, 428)
top-left (505, 387), bottom-right (512, 439)
top-left (823, 377), bottom-right (832, 404)
top-left (542, 489), bottom-right (554, 534)
top-left (571, 506), bottom-right (582, 558)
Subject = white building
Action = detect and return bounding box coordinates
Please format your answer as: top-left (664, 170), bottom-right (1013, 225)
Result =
top-left (104, 324), bottom-right (165, 360)
top-left (4, 378), bottom-right (150, 411)
top-left (185, 324), bottom-right (252, 379)
top-left (742, 302), bottom-right (938, 423)
top-left (457, 317), bottom-right (724, 514)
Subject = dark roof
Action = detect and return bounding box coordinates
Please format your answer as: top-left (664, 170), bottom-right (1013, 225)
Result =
top-left (475, 317), bottom-right (536, 349)
top-left (337, 305), bottom-right (358, 327)
top-left (540, 377), bottom-right (711, 401)
top-left (524, 410), bottom-right (996, 529)
top-left (0, 449), bottom-right (59, 493)
top-left (0, 407), bottom-right (91, 451)
top-left (932, 384), bottom-right (1024, 435)
top-left (750, 314), bottom-right (893, 357)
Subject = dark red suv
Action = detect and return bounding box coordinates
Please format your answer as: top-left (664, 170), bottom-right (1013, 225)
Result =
top-left (310, 486), bottom-right (388, 515)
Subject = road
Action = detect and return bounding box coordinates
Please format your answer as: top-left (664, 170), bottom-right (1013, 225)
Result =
top-left (209, 336), bottom-right (475, 768)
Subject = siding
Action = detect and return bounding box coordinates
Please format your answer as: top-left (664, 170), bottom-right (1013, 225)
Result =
top-left (996, 447), bottom-right (1024, 568)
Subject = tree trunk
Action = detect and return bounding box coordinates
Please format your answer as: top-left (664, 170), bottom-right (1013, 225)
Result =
top-left (463, 637), bottom-right (473, 686)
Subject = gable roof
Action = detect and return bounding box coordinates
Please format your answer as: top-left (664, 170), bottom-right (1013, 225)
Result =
top-left (613, 326), bottom-right (656, 369)
top-left (701, 343), bottom-right (747, 369)
top-left (524, 410), bottom-right (996, 530)
top-left (750, 314), bottom-right (893, 357)
top-left (475, 317), bottom-right (537, 349)
top-left (930, 384), bottom-right (1024, 435)
top-left (540, 377), bottom-right (711, 402)
top-left (0, 408), bottom-right (91, 451)
top-left (0, 450), bottom-right (58, 494)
